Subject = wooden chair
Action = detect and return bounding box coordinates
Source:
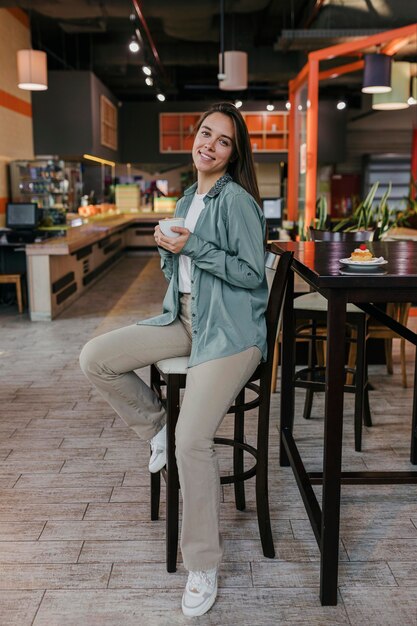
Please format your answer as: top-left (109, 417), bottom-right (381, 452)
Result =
top-left (0, 274), bottom-right (24, 313)
top-left (277, 229), bottom-right (375, 452)
top-left (149, 250), bottom-right (294, 572)
top-left (353, 302), bottom-right (411, 388)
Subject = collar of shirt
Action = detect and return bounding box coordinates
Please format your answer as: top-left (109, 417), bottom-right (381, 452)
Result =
top-left (183, 173), bottom-right (233, 200)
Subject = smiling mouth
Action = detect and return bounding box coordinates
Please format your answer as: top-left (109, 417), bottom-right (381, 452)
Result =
top-left (198, 151), bottom-right (215, 162)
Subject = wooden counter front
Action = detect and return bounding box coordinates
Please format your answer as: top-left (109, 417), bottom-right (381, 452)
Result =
top-left (25, 213), bottom-right (170, 321)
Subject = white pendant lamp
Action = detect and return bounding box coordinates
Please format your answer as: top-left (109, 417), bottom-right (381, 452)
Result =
top-left (17, 49), bottom-right (48, 91)
top-left (218, 51), bottom-right (248, 91)
top-left (372, 61), bottom-right (410, 110)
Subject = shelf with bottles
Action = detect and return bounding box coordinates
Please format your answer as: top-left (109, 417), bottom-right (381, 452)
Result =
top-left (159, 111), bottom-right (288, 153)
top-left (9, 159), bottom-right (82, 211)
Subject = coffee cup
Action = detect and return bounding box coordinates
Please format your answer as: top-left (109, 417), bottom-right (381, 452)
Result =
top-left (159, 217), bottom-right (185, 238)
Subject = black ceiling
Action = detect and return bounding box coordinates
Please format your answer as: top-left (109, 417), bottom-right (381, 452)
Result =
top-left (2, 0), bottom-right (417, 105)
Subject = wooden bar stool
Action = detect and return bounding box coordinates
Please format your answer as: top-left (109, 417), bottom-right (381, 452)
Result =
top-left (0, 274), bottom-right (24, 313)
top-left (149, 250), bottom-right (293, 572)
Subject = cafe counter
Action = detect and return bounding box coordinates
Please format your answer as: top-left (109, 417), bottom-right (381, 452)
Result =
top-left (25, 212), bottom-right (169, 321)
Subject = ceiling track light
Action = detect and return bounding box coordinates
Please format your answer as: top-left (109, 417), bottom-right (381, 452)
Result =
top-left (285, 101), bottom-right (291, 110)
top-left (145, 76), bottom-right (153, 86)
top-left (157, 93), bottom-right (166, 102)
top-left (337, 100), bottom-right (347, 110)
top-left (266, 102), bottom-right (275, 111)
top-left (234, 99), bottom-right (242, 108)
top-left (142, 65), bottom-right (152, 76)
top-left (128, 36), bottom-right (140, 53)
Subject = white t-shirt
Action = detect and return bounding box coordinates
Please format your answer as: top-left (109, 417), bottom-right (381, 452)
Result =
top-left (178, 192), bottom-right (206, 293)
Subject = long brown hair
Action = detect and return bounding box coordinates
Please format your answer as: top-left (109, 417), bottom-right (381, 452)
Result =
top-left (195, 102), bottom-right (261, 206)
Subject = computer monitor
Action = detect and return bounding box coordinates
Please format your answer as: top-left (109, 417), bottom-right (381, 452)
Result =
top-left (262, 198), bottom-right (282, 223)
top-left (6, 202), bottom-right (39, 230)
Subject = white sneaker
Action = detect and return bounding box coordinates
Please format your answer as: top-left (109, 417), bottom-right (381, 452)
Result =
top-left (148, 424), bottom-right (167, 473)
top-left (181, 568), bottom-right (218, 617)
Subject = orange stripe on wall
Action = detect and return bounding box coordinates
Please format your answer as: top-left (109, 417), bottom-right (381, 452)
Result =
top-left (0, 89), bottom-right (32, 118)
top-left (6, 8), bottom-right (29, 28)
top-left (0, 198), bottom-right (7, 215)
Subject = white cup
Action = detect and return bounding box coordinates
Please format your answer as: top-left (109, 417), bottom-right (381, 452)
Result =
top-left (159, 217), bottom-right (185, 238)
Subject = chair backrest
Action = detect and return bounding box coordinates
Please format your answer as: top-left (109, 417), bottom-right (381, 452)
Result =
top-left (309, 228), bottom-right (374, 243)
top-left (264, 250), bottom-right (293, 369)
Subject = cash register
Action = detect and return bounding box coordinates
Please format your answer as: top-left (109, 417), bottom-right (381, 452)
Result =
top-left (4, 202), bottom-right (41, 243)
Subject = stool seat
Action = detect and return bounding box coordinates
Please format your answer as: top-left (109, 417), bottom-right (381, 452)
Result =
top-left (0, 273), bottom-right (24, 313)
top-left (150, 251), bottom-right (294, 572)
top-left (294, 292), bottom-right (364, 314)
top-left (156, 356), bottom-right (189, 374)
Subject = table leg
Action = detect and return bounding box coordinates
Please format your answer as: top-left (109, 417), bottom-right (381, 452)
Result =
top-left (280, 269), bottom-right (295, 467)
top-left (320, 292), bottom-right (346, 605)
top-left (410, 346), bottom-right (417, 465)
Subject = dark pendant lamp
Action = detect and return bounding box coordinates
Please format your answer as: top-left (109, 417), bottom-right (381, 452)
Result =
top-left (362, 53), bottom-right (392, 94)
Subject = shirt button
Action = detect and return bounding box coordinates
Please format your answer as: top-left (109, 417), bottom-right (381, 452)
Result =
top-left (191, 296), bottom-right (195, 301)
top-left (192, 313), bottom-right (196, 317)
top-left (247, 272), bottom-right (252, 276)
top-left (191, 279), bottom-right (194, 284)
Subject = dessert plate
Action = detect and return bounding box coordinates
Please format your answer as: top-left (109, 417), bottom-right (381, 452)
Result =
top-left (339, 268), bottom-right (387, 276)
top-left (339, 257), bottom-right (387, 266)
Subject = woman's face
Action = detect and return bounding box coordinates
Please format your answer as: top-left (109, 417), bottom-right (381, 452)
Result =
top-left (192, 112), bottom-right (235, 179)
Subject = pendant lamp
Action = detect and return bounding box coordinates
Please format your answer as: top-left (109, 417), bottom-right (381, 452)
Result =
top-left (410, 76), bottom-right (417, 105)
top-left (17, 50), bottom-right (48, 91)
top-left (218, 51), bottom-right (248, 91)
top-left (372, 62), bottom-right (410, 110)
top-left (362, 53), bottom-right (392, 94)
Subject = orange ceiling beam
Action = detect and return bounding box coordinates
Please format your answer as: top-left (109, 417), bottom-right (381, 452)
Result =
top-left (319, 60), bottom-right (364, 81)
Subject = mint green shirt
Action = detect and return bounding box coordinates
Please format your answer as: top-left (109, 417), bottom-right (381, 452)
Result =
top-left (138, 174), bottom-right (268, 368)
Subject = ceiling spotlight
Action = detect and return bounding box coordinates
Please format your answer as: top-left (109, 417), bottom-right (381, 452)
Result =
top-left (129, 37), bottom-right (140, 53)
top-left (297, 104), bottom-right (303, 111)
top-left (145, 76), bottom-right (153, 86)
top-left (234, 99), bottom-right (242, 109)
top-left (266, 102), bottom-right (275, 111)
top-left (337, 100), bottom-right (347, 110)
top-left (157, 93), bottom-right (166, 102)
top-left (142, 66), bottom-right (152, 76)
top-left (285, 101), bottom-right (291, 110)
top-left (129, 12), bottom-right (136, 21)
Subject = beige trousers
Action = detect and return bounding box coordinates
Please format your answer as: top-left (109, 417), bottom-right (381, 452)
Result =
top-left (79, 294), bottom-right (261, 570)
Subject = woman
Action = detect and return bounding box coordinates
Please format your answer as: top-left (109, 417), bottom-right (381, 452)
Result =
top-left (79, 102), bottom-right (268, 617)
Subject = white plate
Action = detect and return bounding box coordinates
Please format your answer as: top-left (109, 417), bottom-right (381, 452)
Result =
top-left (339, 257), bottom-right (387, 266)
top-left (339, 268), bottom-right (387, 276)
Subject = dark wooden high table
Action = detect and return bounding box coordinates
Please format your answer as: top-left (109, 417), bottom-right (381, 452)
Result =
top-left (271, 240), bottom-right (417, 606)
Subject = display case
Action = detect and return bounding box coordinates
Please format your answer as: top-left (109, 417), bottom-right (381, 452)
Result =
top-left (9, 159), bottom-right (83, 213)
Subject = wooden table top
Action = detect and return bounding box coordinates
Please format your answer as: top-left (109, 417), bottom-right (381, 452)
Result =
top-left (272, 240), bottom-right (417, 288)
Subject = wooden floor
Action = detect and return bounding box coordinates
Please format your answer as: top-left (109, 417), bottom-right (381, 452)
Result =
top-left (1, 255), bottom-right (417, 626)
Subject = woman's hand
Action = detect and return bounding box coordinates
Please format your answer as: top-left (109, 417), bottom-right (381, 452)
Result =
top-left (154, 225), bottom-right (190, 254)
